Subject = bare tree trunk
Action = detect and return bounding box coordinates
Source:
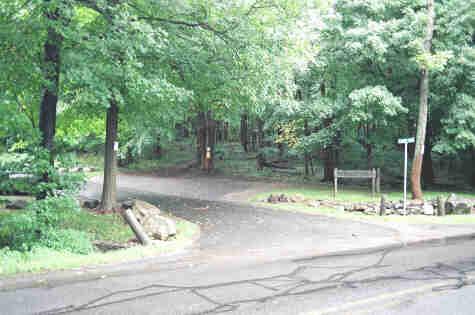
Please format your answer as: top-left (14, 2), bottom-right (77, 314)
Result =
top-left (366, 144), bottom-right (373, 169)
top-left (155, 134), bottom-right (162, 158)
top-left (39, 7), bottom-right (62, 160)
top-left (197, 111), bottom-right (216, 172)
top-left (223, 121), bottom-right (229, 142)
top-left (422, 141), bottom-right (435, 186)
top-left (322, 148), bottom-right (336, 182)
top-left (411, 0), bottom-right (434, 200)
top-left (471, 148), bottom-right (475, 187)
top-left (196, 111), bottom-right (206, 165)
top-left (100, 99), bottom-right (119, 211)
top-left (256, 118), bottom-right (265, 171)
top-left (240, 114), bottom-right (249, 152)
top-left (304, 119), bottom-right (311, 177)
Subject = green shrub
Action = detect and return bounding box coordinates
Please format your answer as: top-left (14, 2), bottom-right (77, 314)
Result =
top-left (0, 196), bottom-right (94, 254)
top-left (38, 229), bottom-right (93, 254)
top-left (0, 145), bottom-right (86, 197)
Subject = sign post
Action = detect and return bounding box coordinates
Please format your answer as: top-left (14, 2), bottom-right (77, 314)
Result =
top-left (398, 137), bottom-right (415, 215)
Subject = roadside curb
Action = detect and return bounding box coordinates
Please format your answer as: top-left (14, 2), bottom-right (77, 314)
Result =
top-left (294, 231), bottom-right (475, 263)
top-left (0, 220), bottom-right (201, 292)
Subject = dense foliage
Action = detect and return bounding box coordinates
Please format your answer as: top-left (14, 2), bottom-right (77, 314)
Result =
top-left (0, 0), bottom-right (474, 206)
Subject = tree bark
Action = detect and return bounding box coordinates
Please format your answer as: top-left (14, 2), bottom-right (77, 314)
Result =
top-left (223, 121), bottom-right (229, 142)
top-left (471, 148), bottom-right (475, 187)
top-left (256, 118), bottom-right (265, 171)
top-left (240, 114), bottom-right (249, 152)
top-left (100, 98), bottom-right (119, 211)
top-left (304, 119), bottom-right (311, 177)
top-left (411, 0), bottom-right (434, 200)
top-left (155, 134), bottom-right (162, 158)
top-left (39, 7), bottom-right (62, 157)
top-left (196, 111), bottom-right (206, 164)
top-left (322, 148), bottom-right (336, 182)
top-left (196, 111), bottom-right (216, 172)
top-left (422, 140), bottom-right (435, 186)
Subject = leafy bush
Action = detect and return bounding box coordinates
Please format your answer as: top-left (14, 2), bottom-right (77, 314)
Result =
top-left (0, 196), bottom-right (94, 254)
top-left (38, 229), bottom-right (93, 254)
top-left (0, 148), bottom-right (85, 197)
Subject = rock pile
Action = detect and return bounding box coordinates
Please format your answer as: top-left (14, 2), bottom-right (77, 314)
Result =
top-left (266, 193), bottom-right (475, 216)
top-left (266, 194), bottom-right (306, 203)
top-left (343, 194), bottom-right (475, 216)
top-left (122, 199), bottom-right (177, 241)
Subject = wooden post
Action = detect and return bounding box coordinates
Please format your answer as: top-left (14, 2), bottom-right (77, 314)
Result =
top-left (379, 195), bottom-right (386, 216)
top-left (334, 168), bottom-right (338, 199)
top-left (437, 196), bottom-right (445, 216)
top-left (371, 168), bottom-right (376, 197)
top-left (376, 168), bottom-right (381, 194)
top-left (123, 209), bottom-right (151, 246)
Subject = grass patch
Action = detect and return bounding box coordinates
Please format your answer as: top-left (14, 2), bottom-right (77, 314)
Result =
top-left (0, 217), bottom-right (198, 275)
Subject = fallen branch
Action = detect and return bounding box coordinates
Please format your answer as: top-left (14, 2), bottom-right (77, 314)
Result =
top-left (123, 209), bottom-right (151, 246)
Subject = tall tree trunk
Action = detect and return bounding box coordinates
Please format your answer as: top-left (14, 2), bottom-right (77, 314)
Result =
top-left (39, 7), bottom-right (62, 159)
top-left (277, 127), bottom-right (284, 159)
top-left (223, 121), bottom-right (229, 142)
top-left (240, 114), bottom-right (248, 153)
top-left (366, 144), bottom-right (373, 169)
top-left (155, 134), bottom-right (162, 158)
top-left (471, 148), bottom-right (475, 187)
top-left (422, 140), bottom-right (435, 186)
top-left (199, 111), bottom-right (216, 172)
top-left (196, 111), bottom-right (206, 165)
top-left (411, 0), bottom-right (434, 200)
top-left (100, 99), bottom-right (119, 210)
top-left (304, 119), bottom-right (311, 177)
top-left (322, 148), bottom-right (335, 182)
top-left (256, 118), bottom-right (265, 171)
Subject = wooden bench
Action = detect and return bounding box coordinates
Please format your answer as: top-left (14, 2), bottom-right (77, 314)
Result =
top-left (334, 168), bottom-right (381, 197)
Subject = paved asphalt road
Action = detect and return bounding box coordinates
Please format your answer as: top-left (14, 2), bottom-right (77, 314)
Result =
top-left (1, 174), bottom-right (475, 314)
top-left (2, 239), bottom-right (475, 315)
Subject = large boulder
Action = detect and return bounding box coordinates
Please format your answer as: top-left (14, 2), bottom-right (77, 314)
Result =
top-left (445, 193), bottom-right (458, 214)
top-left (444, 194), bottom-right (474, 215)
top-left (125, 199), bottom-right (176, 241)
top-left (80, 198), bottom-right (100, 209)
top-left (454, 202), bottom-right (471, 215)
top-left (5, 199), bottom-right (29, 210)
top-left (422, 203), bottom-right (435, 216)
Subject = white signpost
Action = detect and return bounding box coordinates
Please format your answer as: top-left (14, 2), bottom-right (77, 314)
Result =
top-left (398, 137), bottom-right (415, 214)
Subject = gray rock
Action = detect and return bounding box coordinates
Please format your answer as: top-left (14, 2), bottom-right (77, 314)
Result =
top-left (122, 199), bottom-right (135, 209)
top-left (267, 194), bottom-right (279, 203)
top-left (128, 199), bottom-right (176, 241)
top-left (454, 202), bottom-right (471, 215)
top-left (81, 198), bottom-right (100, 209)
top-left (307, 201), bottom-right (321, 208)
top-left (151, 216), bottom-right (177, 241)
top-left (407, 206), bottom-right (422, 215)
top-left (423, 203), bottom-right (435, 216)
top-left (6, 199), bottom-right (29, 210)
top-left (445, 193), bottom-right (457, 214)
top-left (289, 194), bottom-right (306, 203)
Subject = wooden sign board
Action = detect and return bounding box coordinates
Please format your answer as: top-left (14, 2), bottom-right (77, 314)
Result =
top-left (334, 168), bottom-right (380, 198)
